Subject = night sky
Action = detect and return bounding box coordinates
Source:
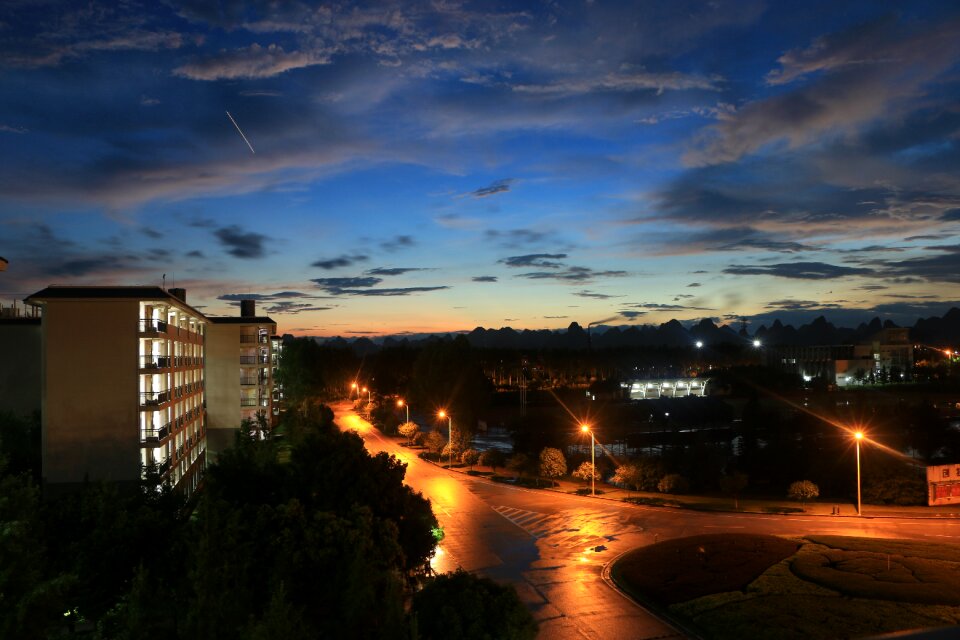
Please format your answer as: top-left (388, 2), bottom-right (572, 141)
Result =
top-left (2, 1), bottom-right (959, 336)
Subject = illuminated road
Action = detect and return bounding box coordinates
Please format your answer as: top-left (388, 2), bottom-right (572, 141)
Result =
top-left (334, 404), bottom-right (960, 640)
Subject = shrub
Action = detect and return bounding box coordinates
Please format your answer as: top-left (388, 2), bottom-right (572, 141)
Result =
top-left (787, 480), bottom-right (819, 506)
top-left (478, 449), bottom-right (506, 472)
top-left (460, 448), bottom-right (480, 469)
top-left (398, 421), bottom-right (419, 442)
top-left (658, 474), bottom-right (690, 494)
top-left (572, 461), bottom-right (600, 483)
top-left (425, 430), bottom-right (447, 454)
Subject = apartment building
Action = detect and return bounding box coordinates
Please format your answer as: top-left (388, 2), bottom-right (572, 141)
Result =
top-left (0, 303), bottom-right (41, 417)
top-left (205, 300), bottom-right (278, 454)
top-left (24, 286), bottom-right (207, 495)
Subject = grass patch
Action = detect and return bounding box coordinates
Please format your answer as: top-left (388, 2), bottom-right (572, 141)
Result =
top-left (614, 533), bottom-right (960, 639)
top-left (613, 534), bottom-right (799, 605)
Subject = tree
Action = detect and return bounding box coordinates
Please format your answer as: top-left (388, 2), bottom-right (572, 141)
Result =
top-left (507, 453), bottom-right (532, 478)
top-left (572, 461), bottom-right (599, 484)
top-left (787, 480), bottom-right (819, 508)
top-left (611, 464), bottom-right (643, 493)
top-left (538, 447), bottom-right (567, 481)
top-left (479, 449), bottom-right (506, 472)
top-left (398, 421), bottom-right (419, 443)
top-left (411, 568), bottom-right (538, 640)
top-left (658, 474), bottom-right (689, 494)
top-left (425, 430), bottom-right (447, 454)
top-left (719, 472), bottom-right (749, 510)
top-left (460, 449), bottom-right (480, 470)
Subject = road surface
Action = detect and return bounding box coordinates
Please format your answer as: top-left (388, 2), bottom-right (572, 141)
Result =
top-left (334, 404), bottom-right (960, 640)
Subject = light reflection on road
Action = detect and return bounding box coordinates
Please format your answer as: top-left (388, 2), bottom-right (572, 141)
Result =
top-left (333, 402), bottom-right (959, 640)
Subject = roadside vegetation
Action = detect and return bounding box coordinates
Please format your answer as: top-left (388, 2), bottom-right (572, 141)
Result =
top-left (612, 533), bottom-right (960, 639)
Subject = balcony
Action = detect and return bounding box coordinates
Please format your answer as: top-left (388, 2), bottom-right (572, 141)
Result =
top-left (240, 398), bottom-right (259, 407)
top-left (240, 355), bottom-right (269, 365)
top-left (139, 318), bottom-right (168, 334)
top-left (140, 422), bottom-right (171, 444)
top-left (140, 390), bottom-right (171, 408)
top-left (240, 377), bottom-right (258, 386)
top-left (139, 355), bottom-right (172, 371)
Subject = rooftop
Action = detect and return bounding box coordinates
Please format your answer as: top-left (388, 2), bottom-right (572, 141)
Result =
top-left (207, 316), bottom-right (277, 325)
top-left (25, 286), bottom-right (205, 317)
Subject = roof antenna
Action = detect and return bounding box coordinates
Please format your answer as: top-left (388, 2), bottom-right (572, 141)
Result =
top-left (162, 273), bottom-right (166, 290)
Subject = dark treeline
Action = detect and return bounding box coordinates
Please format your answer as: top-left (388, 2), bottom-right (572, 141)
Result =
top-left (0, 406), bottom-right (536, 639)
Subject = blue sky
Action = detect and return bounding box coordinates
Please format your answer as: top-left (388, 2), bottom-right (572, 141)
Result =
top-left (2, 0), bottom-right (959, 335)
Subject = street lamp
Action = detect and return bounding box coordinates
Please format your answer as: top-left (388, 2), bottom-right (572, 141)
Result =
top-left (695, 341), bottom-right (703, 349)
top-left (362, 386), bottom-right (370, 403)
top-left (854, 431), bottom-right (864, 516)
top-left (753, 339), bottom-right (761, 348)
top-left (581, 424), bottom-right (595, 497)
top-left (439, 410), bottom-right (453, 468)
top-left (397, 398), bottom-right (409, 423)
top-left (351, 381), bottom-right (358, 398)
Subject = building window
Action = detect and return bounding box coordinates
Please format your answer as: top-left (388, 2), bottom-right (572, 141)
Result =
top-left (943, 468), bottom-right (951, 478)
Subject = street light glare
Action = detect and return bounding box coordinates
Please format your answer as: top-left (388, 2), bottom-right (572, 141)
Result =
top-left (753, 339), bottom-right (761, 347)
top-left (438, 410), bottom-right (447, 419)
top-left (580, 424), bottom-right (590, 433)
top-left (854, 431), bottom-right (864, 440)
top-left (695, 341), bottom-right (703, 348)
top-left (397, 399), bottom-right (404, 407)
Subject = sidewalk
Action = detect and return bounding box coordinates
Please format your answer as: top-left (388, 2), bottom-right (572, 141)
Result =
top-left (437, 459), bottom-right (960, 520)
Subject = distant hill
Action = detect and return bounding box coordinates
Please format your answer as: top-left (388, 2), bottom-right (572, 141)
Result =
top-left (309, 308), bottom-right (960, 352)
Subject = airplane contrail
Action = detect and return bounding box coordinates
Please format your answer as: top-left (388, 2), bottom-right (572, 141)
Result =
top-left (226, 111), bottom-right (255, 154)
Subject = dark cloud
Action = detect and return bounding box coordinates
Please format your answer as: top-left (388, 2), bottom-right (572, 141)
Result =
top-left (327, 286), bottom-right (450, 297)
top-left (312, 276), bottom-right (447, 296)
top-left (764, 299), bottom-right (843, 311)
top-left (263, 302), bottom-right (333, 314)
top-left (627, 302), bottom-right (715, 311)
top-left (484, 228), bottom-right (553, 248)
top-left (312, 277), bottom-right (382, 290)
top-left (882, 245), bottom-right (960, 283)
top-left (366, 267), bottom-right (426, 276)
top-left (140, 227), bottom-right (163, 239)
top-left (544, 315), bottom-right (568, 319)
top-left (858, 284), bottom-right (887, 291)
top-left (723, 261), bottom-right (872, 280)
top-left (214, 225), bottom-right (268, 259)
top-left (186, 250), bottom-right (204, 258)
top-left (471, 179), bottom-right (513, 198)
top-left (46, 256), bottom-right (128, 277)
top-left (218, 291), bottom-right (310, 302)
top-left (380, 235), bottom-right (415, 252)
top-left (942, 209), bottom-right (960, 221)
top-left (637, 225), bottom-right (818, 255)
top-left (574, 290), bottom-right (622, 299)
top-left (516, 267), bottom-right (628, 282)
top-left (311, 254), bottom-right (369, 270)
top-left (500, 253), bottom-right (567, 268)
top-left (472, 276), bottom-right (498, 282)
top-left (687, 282), bottom-right (701, 288)
top-left (618, 310), bottom-right (647, 319)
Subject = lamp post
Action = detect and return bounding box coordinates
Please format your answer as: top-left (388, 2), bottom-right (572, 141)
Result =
top-left (854, 431), bottom-right (864, 516)
top-left (362, 386), bottom-right (371, 403)
top-left (439, 410), bottom-right (453, 468)
top-left (581, 424), bottom-right (595, 497)
top-left (351, 381), bottom-right (358, 398)
top-left (397, 398), bottom-right (409, 423)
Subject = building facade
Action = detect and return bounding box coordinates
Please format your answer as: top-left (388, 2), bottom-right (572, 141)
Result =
top-left (205, 300), bottom-right (278, 453)
top-left (927, 463), bottom-right (960, 506)
top-left (0, 303), bottom-right (41, 418)
top-left (24, 286), bottom-right (207, 495)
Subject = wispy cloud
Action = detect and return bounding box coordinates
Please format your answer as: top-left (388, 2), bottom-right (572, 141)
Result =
top-left (214, 226), bottom-right (269, 259)
top-left (311, 254), bottom-right (369, 270)
top-left (723, 261), bottom-right (872, 280)
top-left (174, 43), bottom-right (331, 81)
top-left (470, 179), bottom-right (513, 198)
top-left (500, 253), bottom-right (567, 268)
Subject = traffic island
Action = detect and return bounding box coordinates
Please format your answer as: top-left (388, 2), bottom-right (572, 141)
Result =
top-left (610, 533), bottom-right (960, 639)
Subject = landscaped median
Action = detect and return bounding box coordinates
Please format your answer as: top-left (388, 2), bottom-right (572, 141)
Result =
top-left (609, 533), bottom-right (960, 639)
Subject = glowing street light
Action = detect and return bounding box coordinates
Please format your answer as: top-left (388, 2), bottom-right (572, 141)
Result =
top-left (695, 341), bottom-right (703, 349)
top-left (439, 410), bottom-right (453, 468)
top-left (854, 431), bottom-right (864, 516)
top-left (581, 423), bottom-right (596, 497)
top-left (362, 386), bottom-right (371, 403)
top-left (397, 398), bottom-right (409, 423)
top-left (351, 381), bottom-right (358, 398)
top-left (753, 339), bottom-right (761, 348)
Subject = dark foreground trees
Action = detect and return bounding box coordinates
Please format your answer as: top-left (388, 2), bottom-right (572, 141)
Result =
top-left (412, 569), bottom-right (538, 640)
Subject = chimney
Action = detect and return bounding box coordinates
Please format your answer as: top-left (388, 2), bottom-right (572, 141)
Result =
top-left (240, 299), bottom-right (256, 318)
top-left (169, 287), bottom-right (186, 302)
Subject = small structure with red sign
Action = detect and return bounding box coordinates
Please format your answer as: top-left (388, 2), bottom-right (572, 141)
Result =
top-left (927, 463), bottom-right (960, 505)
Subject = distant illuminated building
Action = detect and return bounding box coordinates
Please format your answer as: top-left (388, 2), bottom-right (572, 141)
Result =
top-left (928, 463), bottom-right (960, 506)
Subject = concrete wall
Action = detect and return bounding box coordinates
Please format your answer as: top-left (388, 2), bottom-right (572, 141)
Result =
top-left (205, 323), bottom-right (241, 436)
top-left (42, 299), bottom-right (140, 485)
top-left (0, 320), bottom-right (41, 417)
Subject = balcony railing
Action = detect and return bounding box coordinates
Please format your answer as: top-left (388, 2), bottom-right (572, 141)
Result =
top-left (240, 355), bottom-right (270, 365)
top-left (139, 318), bottom-right (168, 333)
top-left (240, 398), bottom-right (259, 407)
top-left (140, 390), bottom-right (171, 406)
top-left (139, 355), bottom-right (172, 370)
top-left (240, 377), bottom-right (258, 385)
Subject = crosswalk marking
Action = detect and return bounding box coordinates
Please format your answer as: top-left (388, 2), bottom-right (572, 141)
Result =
top-left (493, 505), bottom-right (623, 550)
